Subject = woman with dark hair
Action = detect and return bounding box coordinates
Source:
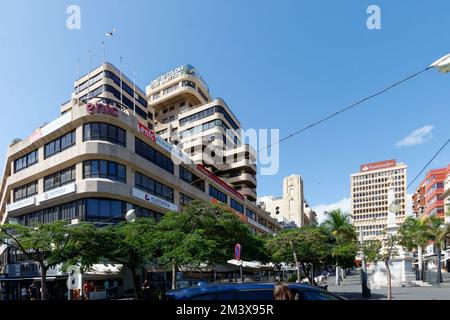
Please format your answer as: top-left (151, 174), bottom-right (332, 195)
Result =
top-left (273, 282), bottom-right (294, 300)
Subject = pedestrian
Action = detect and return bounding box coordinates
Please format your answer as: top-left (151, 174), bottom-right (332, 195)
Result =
top-left (28, 281), bottom-right (37, 300)
top-left (112, 280), bottom-right (119, 299)
top-left (82, 281), bottom-right (91, 300)
top-left (142, 279), bottom-right (151, 300)
top-left (104, 280), bottom-right (110, 300)
top-left (20, 286), bottom-right (28, 300)
top-left (273, 282), bottom-right (294, 300)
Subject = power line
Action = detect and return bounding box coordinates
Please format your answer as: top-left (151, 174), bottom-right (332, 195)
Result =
top-left (407, 137), bottom-right (450, 190)
top-left (258, 66), bottom-right (433, 153)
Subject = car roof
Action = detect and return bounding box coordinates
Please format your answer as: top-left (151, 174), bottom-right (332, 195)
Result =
top-left (166, 282), bottom-right (329, 299)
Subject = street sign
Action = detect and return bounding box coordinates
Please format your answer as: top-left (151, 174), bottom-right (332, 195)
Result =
top-left (234, 243), bottom-right (241, 261)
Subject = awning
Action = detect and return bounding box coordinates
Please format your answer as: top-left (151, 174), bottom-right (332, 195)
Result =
top-left (227, 260), bottom-right (265, 269)
top-left (84, 264), bottom-right (122, 275)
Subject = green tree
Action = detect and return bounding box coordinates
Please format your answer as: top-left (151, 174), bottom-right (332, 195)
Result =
top-left (424, 216), bottom-right (450, 283)
top-left (102, 218), bottom-right (157, 299)
top-left (321, 209), bottom-right (357, 285)
top-left (155, 201), bottom-right (267, 289)
top-left (361, 234), bottom-right (398, 300)
top-left (398, 216), bottom-right (429, 280)
top-left (0, 221), bottom-right (75, 300)
top-left (267, 225), bottom-right (333, 284)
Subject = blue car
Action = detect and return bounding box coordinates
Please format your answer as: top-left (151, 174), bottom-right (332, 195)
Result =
top-left (166, 282), bottom-right (347, 300)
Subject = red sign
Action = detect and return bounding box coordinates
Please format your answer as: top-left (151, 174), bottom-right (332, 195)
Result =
top-left (197, 164), bottom-right (245, 200)
top-left (360, 159), bottom-right (396, 172)
top-left (138, 122), bottom-right (156, 142)
top-left (86, 102), bottom-right (119, 117)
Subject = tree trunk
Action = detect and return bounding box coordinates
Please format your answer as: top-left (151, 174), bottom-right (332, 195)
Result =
top-left (289, 240), bottom-right (301, 283)
top-left (213, 267), bottom-right (217, 283)
top-left (310, 263), bottom-right (315, 285)
top-left (417, 246), bottom-right (423, 280)
top-left (39, 263), bottom-right (48, 300)
top-left (437, 246), bottom-right (443, 283)
top-left (172, 263), bottom-right (177, 290)
top-left (130, 268), bottom-right (141, 299)
top-left (335, 260), bottom-right (340, 286)
top-left (385, 260), bottom-right (392, 300)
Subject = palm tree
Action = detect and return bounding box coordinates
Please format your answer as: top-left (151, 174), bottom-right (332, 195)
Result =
top-left (424, 217), bottom-right (450, 283)
top-left (321, 209), bottom-right (356, 285)
top-left (398, 216), bottom-right (429, 280)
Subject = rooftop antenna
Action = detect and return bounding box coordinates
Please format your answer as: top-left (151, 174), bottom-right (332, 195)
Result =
top-left (103, 28), bottom-right (115, 64)
top-left (119, 56), bottom-right (123, 107)
top-left (87, 50), bottom-right (91, 103)
top-left (133, 68), bottom-right (136, 116)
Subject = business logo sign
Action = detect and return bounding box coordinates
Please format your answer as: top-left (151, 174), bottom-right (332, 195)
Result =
top-left (150, 64), bottom-right (209, 92)
top-left (132, 188), bottom-right (178, 211)
top-left (6, 197), bottom-right (36, 212)
top-left (360, 159), bottom-right (396, 172)
top-left (138, 122), bottom-right (156, 142)
top-left (36, 183), bottom-right (76, 203)
top-left (155, 135), bottom-right (191, 164)
top-left (86, 102), bottom-right (119, 117)
top-left (30, 111), bottom-right (72, 143)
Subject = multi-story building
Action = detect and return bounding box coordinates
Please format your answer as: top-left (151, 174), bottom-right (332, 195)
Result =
top-left (350, 159), bottom-right (407, 241)
top-left (258, 175), bottom-right (315, 227)
top-left (444, 173), bottom-right (450, 224)
top-left (0, 62), bottom-right (280, 298)
top-left (412, 165), bottom-right (450, 220)
top-left (146, 64), bottom-right (257, 202)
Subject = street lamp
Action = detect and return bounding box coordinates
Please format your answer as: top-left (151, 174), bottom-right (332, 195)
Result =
top-left (431, 53), bottom-right (450, 73)
top-left (125, 209), bottom-right (137, 223)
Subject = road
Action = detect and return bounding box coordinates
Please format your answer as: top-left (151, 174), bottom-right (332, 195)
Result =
top-left (327, 272), bottom-right (450, 300)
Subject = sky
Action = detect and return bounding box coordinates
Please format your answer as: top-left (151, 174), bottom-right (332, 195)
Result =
top-left (0, 0), bottom-right (449, 223)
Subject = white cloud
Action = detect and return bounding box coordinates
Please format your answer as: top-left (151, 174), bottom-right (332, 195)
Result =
top-left (396, 125), bottom-right (434, 147)
top-left (313, 198), bottom-right (351, 224)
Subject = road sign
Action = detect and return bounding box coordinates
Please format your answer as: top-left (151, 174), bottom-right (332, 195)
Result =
top-left (234, 243), bottom-right (241, 261)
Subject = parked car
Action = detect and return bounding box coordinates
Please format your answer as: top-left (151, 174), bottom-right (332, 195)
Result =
top-left (165, 282), bottom-right (347, 300)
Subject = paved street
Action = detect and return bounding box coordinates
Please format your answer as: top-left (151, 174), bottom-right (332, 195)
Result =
top-left (327, 272), bottom-right (450, 300)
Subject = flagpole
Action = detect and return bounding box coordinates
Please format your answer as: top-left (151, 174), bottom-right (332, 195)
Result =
top-left (76, 58), bottom-right (80, 105)
top-left (87, 50), bottom-right (91, 103)
top-left (119, 56), bottom-right (123, 107)
top-left (133, 69), bottom-right (136, 116)
top-left (102, 41), bottom-right (105, 63)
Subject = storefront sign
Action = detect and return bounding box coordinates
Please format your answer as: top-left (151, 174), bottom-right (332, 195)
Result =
top-left (132, 188), bottom-right (178, 211)
top-left (86, 102), bottom-right (119, 117)
top-left (6, 197), bottom-right (35, 212)
top-left (155, 135), bottom-right (191, 164)
top-left (138, 122), bottom-right (156, 142)
top-left (360, 159), bottom-right (396, 172)
top-left (6, 263), bottom-right (61, 278)
top-left (36, 183), bottom-right (76, 203)
top-left (30, 111), bottom-right (72, 143)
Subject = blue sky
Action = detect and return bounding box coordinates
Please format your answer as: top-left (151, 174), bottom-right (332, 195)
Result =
top-left (0, 1), bottom-right (449, 221)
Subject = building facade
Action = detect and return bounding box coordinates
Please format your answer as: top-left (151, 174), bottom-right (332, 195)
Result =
top-left (0, 63), bottom-right (280, 299)
top-left (351, 159), bottom-right (407, 241)
top-left (258, 175), bottom-right (316, 227)
top-left (146, 64), bottom-right (257, 202)
top-left (412, 165), bottom-right (450, 220)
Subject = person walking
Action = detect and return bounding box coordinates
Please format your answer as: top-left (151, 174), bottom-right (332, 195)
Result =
top-left (273, 282), bottom-right (294, 300)
top-left (20, 286), bottom-right (28, 300)
top-left (28, 281), bottom-right (37, 300)
top-left (142, 280), bottom-right (151, 300)
top-left (104, 280), bottom-right (110, 300)
top-left (82, 281), bottom-right (91, 300)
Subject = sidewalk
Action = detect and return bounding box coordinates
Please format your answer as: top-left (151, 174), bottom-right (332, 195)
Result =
top-left (327, 272), bottom-right (450, 300)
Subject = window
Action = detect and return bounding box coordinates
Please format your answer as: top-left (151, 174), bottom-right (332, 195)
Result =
top-left (83, 160), bottom-right (126, 183)
top-left (301, 290), bottom-right (340, 301)
top-left (182, 80), bottom-right (196, 89)
top-left (135, 138), bottom-right (174, 174)
top-left (14, 150), bottom-right (38, 173)
top-left (134, 205), bottom-right (163, 222)
top-left (44, 166), bottom-right (76, 191)
top-left (180, 193), bottom-right (193, 206)
top-left (179, 166), bottom-right (205, 191)
top-left (197, 88), bottom-right (208, 102)
top-left (209, 185), bottom-right (227, 203)
top-left (163, 83), bottom-right (179, 95)
top-left (135, 172), bottom-right (174, 202)
top-left (85, 198), bottom-right (125, 219)
top-left (246, 208), bottom-right (256, 220)
top-left (234, 290), bottom-right (274, 300)
top-left (14, 181), bottom-right (38, 202)
top-left (230, 198), bottom-right (244, 213)
top-left (44, 131), bottom-right (76, 159)
top-left (83, 123), bottom-right (126, 147)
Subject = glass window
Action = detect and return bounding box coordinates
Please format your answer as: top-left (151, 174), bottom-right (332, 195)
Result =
top-left (135, 172), bottom-right (173, 202)
top-left (83, 123), bottom-right (126, 147)
top-left (231, 199), bottom-right (244, 213)
top-left (44, 131), bottom-right (76, 159)
top-left (83, 160), bottom-right (126, 183)
top-left (209, 185), bottom-right (227, 203)
top-left (135, 138), bottom-right (174, 174)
